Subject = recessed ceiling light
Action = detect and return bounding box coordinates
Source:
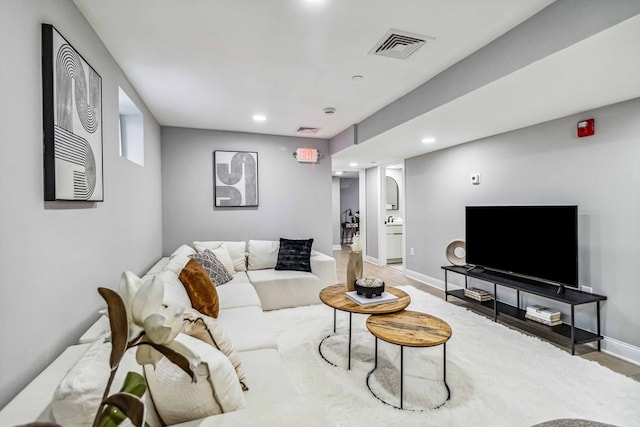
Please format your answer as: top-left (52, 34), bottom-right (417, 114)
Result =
top-left (352, 75), bottom-right (364, 81)
top-left (422, 137), bottom-right (436, 143)
top-left (349, 162), bottom-right (358, 167)
top-left (253, 114), bottom-right (266, 122)
top-left (335, 171), bottom-right (343, 176)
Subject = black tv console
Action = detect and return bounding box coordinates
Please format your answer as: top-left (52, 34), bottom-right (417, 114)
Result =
top-left (441, 265), bottom-right (607, 355)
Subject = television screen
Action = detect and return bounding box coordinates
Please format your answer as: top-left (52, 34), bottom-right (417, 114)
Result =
top-left (465, 205), bottom-right (578, 288)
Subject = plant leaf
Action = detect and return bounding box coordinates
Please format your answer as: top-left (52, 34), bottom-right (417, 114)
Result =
top-left (98, 287), bottom-right (129, 370)
top-left (140, 341), bottom-right (195, 381)
top-left (99, 392), bottom-right (146, 427)
top-left (96, 372), bottom-right (147, 427)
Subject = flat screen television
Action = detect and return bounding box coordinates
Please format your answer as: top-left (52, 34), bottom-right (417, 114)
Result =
top-left (465, 205), bottom-right (578, 288)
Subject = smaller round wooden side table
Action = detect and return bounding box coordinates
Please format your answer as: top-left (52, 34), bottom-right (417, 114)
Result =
top-left (366, 310), bottom-right (452, 410)
top-left (318, 284), bottom-right (410, 370)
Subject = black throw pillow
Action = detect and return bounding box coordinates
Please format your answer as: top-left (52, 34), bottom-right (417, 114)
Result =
top-left (275, 238), bottom-right (314, 272)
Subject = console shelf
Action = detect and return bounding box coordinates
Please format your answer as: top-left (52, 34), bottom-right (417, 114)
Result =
top-left (442, 265), bottom-right (607, 354)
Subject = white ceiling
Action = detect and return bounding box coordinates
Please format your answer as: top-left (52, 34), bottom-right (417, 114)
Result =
top-left (73, 0), bottom-right (639, 175)
top-left (334, 14), bottom-right (640, 172)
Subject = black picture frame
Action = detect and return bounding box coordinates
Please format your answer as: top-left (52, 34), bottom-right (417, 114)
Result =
top-left (213, 151), bottom-right (259, 207)
top-left (42, 24), bottom-right (104, 202)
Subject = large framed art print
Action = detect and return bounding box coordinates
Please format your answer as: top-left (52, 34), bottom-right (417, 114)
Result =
top-left (42, 24), bottom-right (103, 201)
top-left (213, 151), bottom-right (258, 207)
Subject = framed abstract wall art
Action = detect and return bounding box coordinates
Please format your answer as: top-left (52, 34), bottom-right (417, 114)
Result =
top-left (42, 24), bottom-right (103, 201)
top-left (213, 151), bottom-right (258, 207)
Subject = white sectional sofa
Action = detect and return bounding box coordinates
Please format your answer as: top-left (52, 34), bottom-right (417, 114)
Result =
top-left (0, 240), bottom-right (338, 426)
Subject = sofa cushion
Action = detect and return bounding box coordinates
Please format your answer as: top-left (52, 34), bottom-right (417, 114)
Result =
top-left (179, 259), bottom-right (220, 318)
top-left (182, 308), bottom-right (248, 390)
top-left (145, 257), bottom-right (170, 275)
top-left (217, 282), bottom-right (262, 310)
top-left (51, 341), bottom-right (161, 427)
top-left (247, 240), bottom-right (279, 270)
top-left (189, 249), bottom-right (234, 285)
top-left (275, 238), bottom-right (313, 272)
top-left (144, 333), bottom-right (245, 425)
top-left (193, 241), bottom-right (247, 272)
top-left (247, 269), bottom-right (323, 311)
top-left (227, 271), bottom-right (251, 285)
top-left (216, 306), bottom-right (278, 352)
top-left (171, 244), bottom-right (196, 258)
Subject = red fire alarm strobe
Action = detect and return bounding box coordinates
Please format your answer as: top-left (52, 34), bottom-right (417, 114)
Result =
top-left (577, 118), bottom-right (595, 138)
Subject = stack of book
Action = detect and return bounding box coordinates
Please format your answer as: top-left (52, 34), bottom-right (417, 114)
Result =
top-left (525, 305), bottom-right (562, 326)
top-left (463, 287), bottom-right (493, 302)
top-left (345, 291), bottom-right (398, 306)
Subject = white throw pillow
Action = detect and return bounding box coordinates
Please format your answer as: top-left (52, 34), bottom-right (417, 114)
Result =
top-left (247, 240), bottom-right (279, 270)
top-left (193, 241), bottom-right (247, 271)
top-left (182, 307), bottom-right (248, 389)
top-left (171, 244), bottom-right (196, 258)
top-left (144, 333), bottom-right (246, 425)
top-left (51, 340), bottom-right (161, 427)
top-left (209, 246), bottom-right (236, 275)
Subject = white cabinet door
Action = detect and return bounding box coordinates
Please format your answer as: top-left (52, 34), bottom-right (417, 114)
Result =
top-left (387, 226), bottom-right (402, 259)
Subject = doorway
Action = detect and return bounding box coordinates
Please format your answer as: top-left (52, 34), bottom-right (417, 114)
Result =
top-left (339, 177), bottom-right (359, 245)
top-left (384, 164), bottom-right (404, 269)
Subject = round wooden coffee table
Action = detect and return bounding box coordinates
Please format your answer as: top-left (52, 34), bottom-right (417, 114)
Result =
top-left (319, 284), bottom-right (410, 370)
top-left (366, 310), bottom-right (452, 410)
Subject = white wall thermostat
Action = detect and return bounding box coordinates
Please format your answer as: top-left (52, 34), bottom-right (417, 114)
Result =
top-left (471, 173), bottom-right (481, 185)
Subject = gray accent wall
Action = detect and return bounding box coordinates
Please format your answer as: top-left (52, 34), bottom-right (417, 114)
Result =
top-left (405, 98), bottom-right (640, 348)
top-left (0, 0), bottom-right (163, 407)
top-left (161, 127), bottom-right (333, 255)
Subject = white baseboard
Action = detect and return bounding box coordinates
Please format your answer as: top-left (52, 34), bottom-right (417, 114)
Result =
top-left (601, 336), bottom-right (640, 366)
top-left (403, 269), bottom-right (640, 366)
top-left (404, 269), bottom-right (445, 290)
top-left (365, 255), bottom-right (381, 266)
top-left (332, 245), bottom-right (342, 251)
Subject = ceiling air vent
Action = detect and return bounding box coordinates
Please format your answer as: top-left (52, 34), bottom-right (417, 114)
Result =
top-left (369, 29), bottom-right (433, 60)
top-left (296, 127), bottom-right (320, 134)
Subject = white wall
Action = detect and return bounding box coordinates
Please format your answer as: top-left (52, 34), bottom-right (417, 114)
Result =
top-left (0, 0), bottom-right (163, 407)
top-left (405, 98), bottom-right (640, 349)
top-left (161, 127), bottom-right (333, 256)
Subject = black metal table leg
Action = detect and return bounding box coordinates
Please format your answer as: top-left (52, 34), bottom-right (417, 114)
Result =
top-left (444, 270), bottom-right (448, 301)
top-left (400, 345), bottom-right (404, 409)
top-left (348, 312), bottom-right (352, 370)
top-left (571, 305), bottom-right (576, 355)
top-left (333, 308), bottom-right (336, 333)
top-left (493, 283), bottom-right (498, 321)
top-left (597, 301), bottom-right (602, 352)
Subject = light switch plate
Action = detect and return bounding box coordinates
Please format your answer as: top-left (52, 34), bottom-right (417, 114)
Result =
top-left (471, 173), bottom-right (481, 185)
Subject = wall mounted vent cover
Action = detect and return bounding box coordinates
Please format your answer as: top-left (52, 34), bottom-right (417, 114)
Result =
top-left (296, 127), bottom-right (320, 134)
top-left (369, 29), bottom-right (433, 60)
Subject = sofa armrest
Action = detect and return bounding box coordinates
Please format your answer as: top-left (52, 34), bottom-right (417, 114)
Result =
top-left (310, 251), bottom-right (338, 286)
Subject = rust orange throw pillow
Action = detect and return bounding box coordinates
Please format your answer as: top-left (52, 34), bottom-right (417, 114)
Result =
top-left (178, 258), bottom-right (220, 318)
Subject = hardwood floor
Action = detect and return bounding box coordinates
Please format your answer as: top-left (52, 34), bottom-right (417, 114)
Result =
top-left (332, 245), bottom-right (640, 382)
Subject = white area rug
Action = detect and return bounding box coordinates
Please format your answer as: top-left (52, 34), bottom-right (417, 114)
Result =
top-left (264, 286), bottom-right (640, 427)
